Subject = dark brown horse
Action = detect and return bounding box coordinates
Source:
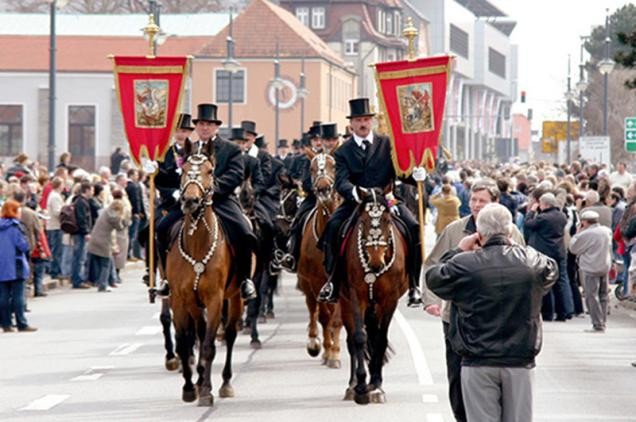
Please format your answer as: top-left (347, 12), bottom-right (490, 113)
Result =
top-left (166, 142), bottom-right (242, 406)
top-left (297, 149), bottom-right (343, 368)
top-left (339, 187), bottom-right (408, 404)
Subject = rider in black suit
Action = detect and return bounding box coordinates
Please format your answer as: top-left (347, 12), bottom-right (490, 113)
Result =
top-left (317, 98), bottom-right (422, 307)
top-left (189, 104), bottom-right (257, 301)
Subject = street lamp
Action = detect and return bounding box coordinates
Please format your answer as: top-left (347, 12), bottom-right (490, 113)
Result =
top-left (598, 8), bottom-right (615, 136)
top-left (577, 36), bottom-right (589, 137)
top-left (272, 42), bottom-right (283, 143)
top-left (297, 56), bottom-right (309, 136)
top-left (48, 0), bottom-right (69, 171)
top-left (222, 9), bottom-right (240, 129)
top-left (565, 55), bottom-right (575, 163)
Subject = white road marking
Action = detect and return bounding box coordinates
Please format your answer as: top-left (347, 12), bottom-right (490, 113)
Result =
top-left (422, 393), bottom-right (439, 403)
top-left (426, 414), bottom-right (444, 422)
top-left (136, 326), bottom-right (162, 336)
top-left (71, 373), bottom-right (103, 382)
top-left (109, 343), bottom-right (143, 356)
top-left (395, 310), bottom-right (434, 385)
top-left (19, 394), bottom-right (70, 411)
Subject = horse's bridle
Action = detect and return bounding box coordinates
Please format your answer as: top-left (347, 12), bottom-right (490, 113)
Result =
top-left (357, 192), bottom-right (396, 301)
top-left (311, 153), bottom-right (335, 197)
top-left (276, 187), bottom-right (298, 224)
top-left (180, 153), bottom-right (213, 208)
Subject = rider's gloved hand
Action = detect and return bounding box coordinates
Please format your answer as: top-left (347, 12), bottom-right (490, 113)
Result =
top-left (385, 192), bottom-right (400, 216)
top-left (412, 166), bottom-right (427, 182)
top-left (141, 157), bottom-right (159, 174)
top-left (352, 186), bottom-right (368, 203)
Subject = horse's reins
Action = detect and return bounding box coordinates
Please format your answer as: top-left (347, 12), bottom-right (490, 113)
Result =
top-left (309, 153), bottom-right (336, 241)
top-left (276, 188), bottom-right (298, 223)
top-left (357, 192), bottom-right (396, 301)
top-left (178, 153), bottom-right (219, 293)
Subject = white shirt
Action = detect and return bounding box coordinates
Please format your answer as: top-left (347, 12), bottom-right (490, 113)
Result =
top-left (248, 144), bottom-right (259, 158)
top-left (609, 171), bottom-right (633, 190)
top-left (352, 133), bottom-right (374, 150)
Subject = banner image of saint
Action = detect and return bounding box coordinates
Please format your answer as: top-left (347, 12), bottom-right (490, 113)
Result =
top-left (397, 83), bottom-right (434, 134)
top-left (134, 80), bottom-right (169, 128)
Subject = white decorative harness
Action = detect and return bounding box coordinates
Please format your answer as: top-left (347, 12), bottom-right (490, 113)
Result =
top-left (357, 190), bottom-right (396, 301)
top-left (178, 153), bottom-right (219, 292)
top-left (310, 153), bottom-right (336, 241)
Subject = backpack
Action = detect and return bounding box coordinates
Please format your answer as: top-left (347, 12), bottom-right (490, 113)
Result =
top-left (624, 216), bottom-right (636, 241)
top-left (59, 204), bottom-right (79, 234)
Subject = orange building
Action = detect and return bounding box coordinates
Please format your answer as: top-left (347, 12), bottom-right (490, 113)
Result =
top-left (192, 0), bottom-right (357, 150)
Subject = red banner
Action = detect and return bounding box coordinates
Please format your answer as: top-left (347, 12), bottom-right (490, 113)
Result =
top-left (375, 56), bottom-right (452, 176)
top-left (112, 56), bottom-right (189, 165)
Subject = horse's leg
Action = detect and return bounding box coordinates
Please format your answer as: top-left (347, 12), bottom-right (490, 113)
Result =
top-left (219, 293), bottom-right (241, 398)
top-left (368, 308), bottom-right (393, 404)
top-left (318, 303), bottom-right (335, 366)
top-left (351, 294), bottom-right (370, 405)
top-left (197, 293), bottom-right (222, 407)
top-left (194, 311), bottom-right (207, 391)
top-left (160, 297), bottom-right (178, 371)
top-left (249, 270), bottom-right (263, 349)
top-left (328, 303), bottom-right (343, 369)
top-left (342, 300), bottom-right (357, 401)
top-left (173, 307), bottom-right (196, 403)
top-left (303, 284), bottom-right (321, 358)
top-left (258, 270), bottom-right (271, 320)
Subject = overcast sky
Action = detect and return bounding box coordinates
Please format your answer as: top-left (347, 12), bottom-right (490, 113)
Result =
top-left (491, 0), bottom-right (632, 129)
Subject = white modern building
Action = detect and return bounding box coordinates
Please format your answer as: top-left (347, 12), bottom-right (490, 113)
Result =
top-left (411, 0), bottom-right (518, 161)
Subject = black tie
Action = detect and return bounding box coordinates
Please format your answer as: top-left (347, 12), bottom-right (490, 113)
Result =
top-left (362, 140), bottom-right (371, 162)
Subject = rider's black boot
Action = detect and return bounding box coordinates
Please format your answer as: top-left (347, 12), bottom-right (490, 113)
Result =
top-left (236, 248), bottom-right (257, 301)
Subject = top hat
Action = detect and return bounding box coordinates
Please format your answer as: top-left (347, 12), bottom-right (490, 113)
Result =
top-left (347, 98), bottom-right (375, 119)
top-left (320, 123), bottom-right (340, 139)
top-left (228, 127), bottom-right (246, 142)
top-left (176, 113), bottom-right (194, 131)
top-left (301, 132), bottom-right (312, 147)
top-left (192, 103), bottom-right (222, 125)
top-left (255, 134), bottom-right (266, 148)
top-left (241, 120), bottom-right (258, 136)
top-left (292, 139), bottom-right (301, 148)
top-left (277, 139), bottom-right (289, 148)
top-left (308, 122), bottom-right (322, 138)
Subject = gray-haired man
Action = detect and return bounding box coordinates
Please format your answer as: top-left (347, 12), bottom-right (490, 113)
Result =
top-left (569, 210), bottom-right (613, 333)
top-left (426, 203), bottom-right (558, 422)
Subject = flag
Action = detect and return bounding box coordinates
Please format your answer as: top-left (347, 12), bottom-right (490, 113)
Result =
top-left (374, 56), bottom-right (452, 176)
top-left (112, 56), bottom-right (189, 165)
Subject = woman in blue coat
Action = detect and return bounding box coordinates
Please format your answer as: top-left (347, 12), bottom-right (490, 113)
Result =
top-left (0, 199), bottom-right (36, 332)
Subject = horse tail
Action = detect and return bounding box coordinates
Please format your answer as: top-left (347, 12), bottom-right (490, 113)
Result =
top-left (364, 301), bottom-right (394, 365)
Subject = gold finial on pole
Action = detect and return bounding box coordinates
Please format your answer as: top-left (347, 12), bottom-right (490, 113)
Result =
top-left (142, 14), bottom-right (160, 58)
top-left (402, 16), bottom-right (418, 61)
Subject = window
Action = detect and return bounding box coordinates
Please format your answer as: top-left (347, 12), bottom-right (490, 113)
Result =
top-left (376, 9), bottom-right (385, 33)
top-left (394, 12), bottom-right (401, 35)
top-left (215, 69), bottom-right (245, 103)
top-left (386, 13), bottom-right (393, 35)
top-left (450, 24), bottom-right (469, 59)
top-left (488, 47), bottom-right (506, 78)
top-left (296, 7), bottom-right (309, 26)
top-left (68, 105), bottom-right (95, 170)
top-left (311, 7), bottom-right (325, 29)
top-left (342, 19), bottom-right (360, 56)
top-left (0, 105), bottom-right (23, 156)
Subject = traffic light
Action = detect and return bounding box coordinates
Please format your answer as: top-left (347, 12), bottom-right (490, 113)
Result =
top-left (520, 90), bottom-right (526, 103)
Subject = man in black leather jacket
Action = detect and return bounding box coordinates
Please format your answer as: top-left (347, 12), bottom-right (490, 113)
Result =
top-left (426, 203), bottom-right (557, 422)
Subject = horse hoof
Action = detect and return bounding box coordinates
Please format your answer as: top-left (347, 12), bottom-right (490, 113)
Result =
top-left (368, 388), bottom-right (386, 404)
top-left (197, 394), bottom-right (214, 407)
top-left (219, 383), bottom-right (235, 398)
top-left (182, 389), bottom-right (197, 403)
top-left (165, 357), bottom-right (179, 371)
top-left (250, 339), bottom-right (262, 349)
top-left (354, 392), bottom-right (370, 405)
top-left (306, 338), bottom-right (321, 357)
top-left (258, 316), bottom-right (267, 324)
top-left (242, 326), bottom-right (252, 336)
top-left (343, 388), bottom-right (354, 401)
top-left (326, 359), bottom-right (341, 369)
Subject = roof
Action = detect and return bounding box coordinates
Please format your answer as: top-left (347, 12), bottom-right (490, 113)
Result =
top-left (198, 0), bottom-right (345, 67)
top-left (0, 12), bottom-right (229, 37)
top-left (0, 35), bottom-right (210, 72)
top-left (454, 0), bottom-right (516, 35)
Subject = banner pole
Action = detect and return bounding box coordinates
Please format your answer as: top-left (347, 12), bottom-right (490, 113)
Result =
top-left (416, 180), bottom-right (426, 264)
top-left (148, 172), bottom-right (157, 304)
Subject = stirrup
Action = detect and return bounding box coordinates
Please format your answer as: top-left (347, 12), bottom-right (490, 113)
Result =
top-left (157, 279), bottom-right (170, 297)
top-left (317, 282), bottom-right (337, 304)
top-left (279, 253), bottom-right (296, 273)
top-left (240, 279), bottom-right (257, 301)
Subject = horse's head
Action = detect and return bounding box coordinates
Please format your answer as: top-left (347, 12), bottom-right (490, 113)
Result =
top-left (276, 172), bottom-right (301, 236)
top-left (239, 178), bottom-right (255, 215)
top-left (357, 187), bottom-right (393, 272)
top-left (180, 139), bottom-right (215, 215)
top-left (306, 148), bottom-right (336, 205)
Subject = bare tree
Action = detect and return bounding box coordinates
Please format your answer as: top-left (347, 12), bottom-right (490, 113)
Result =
top-left (5, 0), bottom-right (227, 13)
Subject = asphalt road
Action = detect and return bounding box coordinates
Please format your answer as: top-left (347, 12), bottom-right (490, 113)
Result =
top-left (2, 261), bottom-right (636, 422)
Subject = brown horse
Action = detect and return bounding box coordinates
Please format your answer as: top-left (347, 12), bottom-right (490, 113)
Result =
top-left (339, 187), bottom-right (408, 405)
top-left (165, 142), bottom-right (242, 406)
top-left (297, 149), bottom-right (343, 368)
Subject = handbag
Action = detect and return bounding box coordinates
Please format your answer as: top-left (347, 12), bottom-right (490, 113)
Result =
top-left (31, 228), bottom-right (52, 260)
